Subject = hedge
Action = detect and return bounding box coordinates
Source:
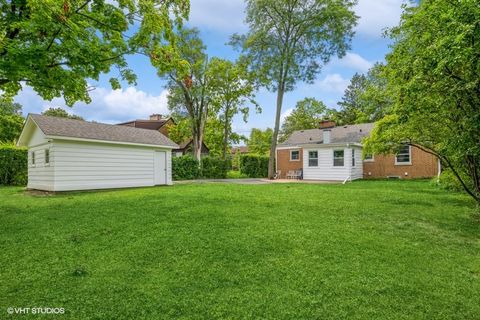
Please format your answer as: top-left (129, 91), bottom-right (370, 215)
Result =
top-left (172, 155), bottom-right (232, 180)
top-left (239, 154), bottom-right (269, 178)
top-left (0, 145), bottom-right (28, 186)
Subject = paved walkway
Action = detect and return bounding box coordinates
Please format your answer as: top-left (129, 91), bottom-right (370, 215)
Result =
top-left (174, 179), bottom-right (340, 185)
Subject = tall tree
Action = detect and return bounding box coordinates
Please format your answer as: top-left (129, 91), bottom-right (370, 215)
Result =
top-left (0, 0), bottom-right (189, 105)
top-left (335, 63), bottom-right (390, 125)
top-left (207, 58), bottom-right (258, 159)
top-left (0, 98), bottom-right (22, 115)
top-left (247, 128), bottom-right (273, 155)
top-left (231, 0), bottom-right (357, 178)
top-left (156, 28), bottom-right (211, 161)
top-left (364, 0), bottom-right (480, 204)
top-left (279, 97), bottom-right (330, 142)
top-left (42, 107), bottom-right (84, 120)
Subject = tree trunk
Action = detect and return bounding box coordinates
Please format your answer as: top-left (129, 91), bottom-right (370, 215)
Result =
top-left (222, 107), bottom-right (230, 159)
top-left (268, 84), bottom-right (285, 179)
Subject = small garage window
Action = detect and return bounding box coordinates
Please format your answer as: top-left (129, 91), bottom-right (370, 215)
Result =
top-left (333, 150), bottom-right (344, 167)
top-left (45, 149), bottom-right (50, 165)
top-left (31, 151), bottom-right (35, 166)
top-left (352, 149), bottom-right (355, 167)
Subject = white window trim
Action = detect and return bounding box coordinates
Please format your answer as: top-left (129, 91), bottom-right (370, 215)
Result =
top-left (31, 151), bottom-right (36, 167)
top-left (395, 145), bottom-right (412, 166)
top-left (44, 148), bottom-right (50, 167)
top-left (333, 149), bottom-right (345, 167)
top-left (290, 150), bottom-right (300, 161)
top-left (363, 154), bottom-right (375, 162)
top-left (308, 150), bottom-right (319, 167)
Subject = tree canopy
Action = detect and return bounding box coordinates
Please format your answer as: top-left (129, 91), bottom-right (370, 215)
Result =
top-left (42, 107), bottom-right (84, 120)
top-left (364, 0), bottom-right (480, 203)
top-left (279, 98), bottom-right (331, 142)
top-left (0, 99), bottom-right (23, 142)
top-left (0, 0), bottom-right (189, 105)
top-left (247, 128), bottom-right (273, 156)
top-left (231, 0), bottom-right (357, 178)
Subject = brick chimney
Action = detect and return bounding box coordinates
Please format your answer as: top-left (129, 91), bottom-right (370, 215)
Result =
top-left (319, 120), bottom-right (336, 129)
top-left (149, 114), bottom-right (164, 121)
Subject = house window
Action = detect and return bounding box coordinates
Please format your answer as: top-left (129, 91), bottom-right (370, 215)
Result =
top-left (308, 151), bottom-right (318, 167)
top-left (395, 145), bottom-right (411, 165)
top-left (333, 150), bottom-right (344, 167)
top-left (352, 149), bottom-right (355, 167)
top-left (290, 150), bottom-right (300, 161)
top-left (45, 149), bottom-right (50, 165)
top-left (31, 151), bottom-right (35, 166)
top-left (364, 153), bottom-right (374, 162)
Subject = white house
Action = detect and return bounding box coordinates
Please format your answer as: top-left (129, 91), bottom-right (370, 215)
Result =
top-left (17, 114), bottom-right (179, 191)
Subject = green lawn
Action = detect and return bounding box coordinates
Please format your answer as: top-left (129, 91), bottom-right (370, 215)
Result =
top-left (1, 181), bottom-right (479, 319)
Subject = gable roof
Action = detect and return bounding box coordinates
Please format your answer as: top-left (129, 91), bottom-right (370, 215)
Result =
top-left (279, 123), bottom-right (375, 147)
top-left (117, 118), bottom-right (174, 131)
top-left (18, 114), bottom-right (178, 148)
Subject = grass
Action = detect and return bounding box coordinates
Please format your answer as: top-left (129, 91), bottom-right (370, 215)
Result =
top-left (1, 180), bottom-right (479, 319)
top-left (226, 170), bottom-right (249, 179)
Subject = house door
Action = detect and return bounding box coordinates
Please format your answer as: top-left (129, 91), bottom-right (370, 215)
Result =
top-left (154, 151), bottom-right (167, 185)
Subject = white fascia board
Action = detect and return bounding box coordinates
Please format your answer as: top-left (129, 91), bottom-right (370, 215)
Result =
top-left (46, 135), bottom-right (176, 150)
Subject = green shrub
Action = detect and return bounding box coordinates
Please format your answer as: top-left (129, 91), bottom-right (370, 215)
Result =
top-left (227, 170), bottom-right (248, 179)
top-left (172, 156), bottom-right (200, 181)
top-left (0, 145), bottom-right (27, 186)
top-left (433, 169), bottom-right (472, 192)
top-left (201, 156), bottom-right (231, 179)
top-left (239, 154), bottom-right (269, 178)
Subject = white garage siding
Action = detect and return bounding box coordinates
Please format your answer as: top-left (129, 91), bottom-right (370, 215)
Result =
top-left (51, 141), bottom-right (172, 191)
top-left (27, 126), bottom-right (55, 191)
top-left (302, 146), bottom-right (363, 181)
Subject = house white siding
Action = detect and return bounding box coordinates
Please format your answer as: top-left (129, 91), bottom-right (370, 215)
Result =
top-left (302, 146), bottom-right (363, 181)
top-left (27, 127), bottom-right (55, 191)
top-left (51, 140), bottom-right (172, 191)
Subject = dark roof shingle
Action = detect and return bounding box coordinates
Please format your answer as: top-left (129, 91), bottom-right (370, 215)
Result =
top-left (30, 114), bottom-right (178, 148)
top-left (279, 123), bottom-right (374, 146)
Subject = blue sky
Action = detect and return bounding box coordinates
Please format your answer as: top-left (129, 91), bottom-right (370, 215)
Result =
top-left (15, 0), bottom-right (408, 137)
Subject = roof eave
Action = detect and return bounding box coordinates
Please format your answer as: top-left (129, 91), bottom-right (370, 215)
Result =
top-left (45, 135), bottom-right (178, 149)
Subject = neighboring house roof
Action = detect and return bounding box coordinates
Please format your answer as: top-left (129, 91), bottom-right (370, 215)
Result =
top-left (117, 118), bottom-right (174, 131)
top-left (231, 146), bottom-right (248, 154)
top-left (19, 114), bottom-right (178, 148)
top-left (278, 123), bottom-right (375, 147)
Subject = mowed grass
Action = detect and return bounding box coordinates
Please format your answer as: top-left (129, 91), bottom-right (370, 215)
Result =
top-left (1, 181), bottom-right (479, 319)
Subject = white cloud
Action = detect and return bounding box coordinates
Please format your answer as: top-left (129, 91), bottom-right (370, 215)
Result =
top-left (337, 52), bottom-right (373, 72)
top-left (280, 108), bottom-right (293, 124)
top-left (354, 0), bottom-right (408, 38)
top-left (188, 0), bottom-right (246, 33)
top-left (317, 74), bottom-right (350, 94)
top-left (15, 86), bottom-right (169, 124)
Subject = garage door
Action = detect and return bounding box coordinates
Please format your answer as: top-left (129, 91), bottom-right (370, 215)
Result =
top-left (154, 151), bottom-right (167, 185)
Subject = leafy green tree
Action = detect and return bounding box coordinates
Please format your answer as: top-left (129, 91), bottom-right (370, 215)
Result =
top-left (0, 0), bottom-right (189, 105)
top-left (279, 98), bottom-right (331, 142)
top-left (231, 0), bottom-right (357, 178)
top-left (159, 28), bottom-right (212, 161)
top-left (247, 128), bottom-right (273, 155)
top-left (364, 0), bottom-right (480, 204)
top-left (0, 98), bottom-right (22, 115)
top-left (335, 64), bottom-right (390, 125)
top-left (42, 107), bottom-right (84, 120)
top-left (0, 114), bottom-right (23, 143)
top-left (208, 58), bottom-right (258, 158)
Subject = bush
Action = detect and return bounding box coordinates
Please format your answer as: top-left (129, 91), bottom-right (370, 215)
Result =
top-left (227, 170), bottom-right (249, 179)
top-left (433, 169), bottom-right (473, 192)
top-left (239, 154), bottom-right (269, 178)
top-left (0, 145), bottom-right (27, 186)
top-left (172, 156), bottom-right (200, 181)
top-left (172, 155), bottom-right (232, 180)
top-left (201, 156), bottom-right (231, 179)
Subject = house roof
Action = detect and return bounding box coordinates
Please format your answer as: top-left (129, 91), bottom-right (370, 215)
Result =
top-left (22, 114), bottom-right (178, 148)
top-left (117, 118), bottom-right (174, 131)
top-left (231, 146), bottom-right (248, 154)
top-left (278, 123), bottom-right (375, 147)
top-left (176, 139), bottom-right (210, 151)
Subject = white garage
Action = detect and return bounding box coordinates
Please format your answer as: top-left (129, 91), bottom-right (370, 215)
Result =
top-left (17, 114), bottom-right (178, 192)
